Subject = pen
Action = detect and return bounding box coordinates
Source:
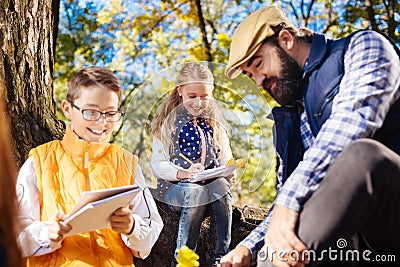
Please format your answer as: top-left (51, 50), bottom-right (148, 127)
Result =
top-left (179, 153), bottom-right (194, 165)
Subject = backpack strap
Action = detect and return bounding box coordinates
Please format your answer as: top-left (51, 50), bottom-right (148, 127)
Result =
top-left (123, 149), bottom-right (157, 189)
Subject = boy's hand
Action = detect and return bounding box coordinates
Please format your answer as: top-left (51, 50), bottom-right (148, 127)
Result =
top-left (46, 211), bottom-right (72, 242)
top-left (110, 207), bottom-right (135, 235)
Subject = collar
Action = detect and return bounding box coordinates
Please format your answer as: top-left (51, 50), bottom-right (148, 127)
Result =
top-left (61, 124), bottom-right (111, 161)
top-left (303, 33), bottom-right (328, 77)
top-left (175, 107), bottom-right (205, 126)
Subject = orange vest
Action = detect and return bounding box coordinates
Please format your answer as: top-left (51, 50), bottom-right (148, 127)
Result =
top-left (27, 126), bottom-right (138, 267)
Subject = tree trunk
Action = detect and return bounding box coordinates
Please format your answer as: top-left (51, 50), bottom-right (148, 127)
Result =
top-left (136, 196), bottom-right (267, 267)
top-left (0, 0), bottom-right (64, 168)
top-left (386, 0), bottom-right (399, 42)
top-left (194, 0), bottom-right (213, 62)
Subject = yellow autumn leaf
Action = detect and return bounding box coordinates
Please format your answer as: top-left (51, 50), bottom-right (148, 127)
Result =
top-left (226, 158), bottom-right (247, 169)
top-left (235, 158), bottom-right (247, 169)
top-left (226, 158), bottom-right (235, 166)
top-left (176, 245), bottom-right (199, 267)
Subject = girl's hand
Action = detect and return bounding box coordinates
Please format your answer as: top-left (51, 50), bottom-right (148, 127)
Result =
top-left (177, 163), bottom-right (204, 179)
top-left (46, 211), bottom-right (72, 242)
top-left (188, 163), bottom-right (204, 172)
top-left (110, 207), bottom-right (135, 235)
top-left (225, 173), bottom-right (236, 186)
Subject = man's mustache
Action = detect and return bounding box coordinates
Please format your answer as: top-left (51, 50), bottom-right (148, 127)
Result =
top-left (262, 77), bottom-right (278, 95)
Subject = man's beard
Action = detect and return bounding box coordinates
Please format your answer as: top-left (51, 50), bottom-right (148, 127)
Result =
top-left (262, 45), bottom-right (304, 106)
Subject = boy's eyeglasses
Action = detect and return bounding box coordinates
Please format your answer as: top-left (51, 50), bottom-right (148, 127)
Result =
top-left (70, 103), bottom-right (123, 122)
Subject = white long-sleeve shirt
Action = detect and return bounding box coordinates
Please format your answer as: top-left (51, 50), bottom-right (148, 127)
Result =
top-left (16, 157), bottom-right (163, 259)
top-left (151, 129), bottom-right (233, 181)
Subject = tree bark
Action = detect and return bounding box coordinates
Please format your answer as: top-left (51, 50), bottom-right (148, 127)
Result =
top-left (0, 0), bottom-right (64, 167)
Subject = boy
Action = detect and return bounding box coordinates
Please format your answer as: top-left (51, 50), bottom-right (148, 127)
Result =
top-left (16, 66), bottom-right (163, 266)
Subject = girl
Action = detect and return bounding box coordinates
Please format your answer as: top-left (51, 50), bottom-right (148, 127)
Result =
top-left (151, 62), bottom-right (234, 267)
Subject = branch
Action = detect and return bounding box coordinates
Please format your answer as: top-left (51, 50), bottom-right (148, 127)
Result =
top-left (365, 0), bottom-right (378, 30)
top-left (138, 0), bottom-right (191, 42)
top-left (194, 0), bottom-right (212, 62)
top-left (304, 0), bottom-right (317, 27)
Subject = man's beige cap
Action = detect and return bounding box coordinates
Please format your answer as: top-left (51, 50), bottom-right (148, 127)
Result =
top-left (225, 6), bottom-right (293, 79)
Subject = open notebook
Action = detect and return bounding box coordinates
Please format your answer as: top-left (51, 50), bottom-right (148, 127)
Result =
top-left (190, 164), bottom-right (236, 183)
top-left (65, 185), bottom-right (141, 236)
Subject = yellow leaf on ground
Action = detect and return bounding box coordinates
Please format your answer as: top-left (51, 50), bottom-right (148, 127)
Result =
top-left (176, 245), bottom-right (199, 267)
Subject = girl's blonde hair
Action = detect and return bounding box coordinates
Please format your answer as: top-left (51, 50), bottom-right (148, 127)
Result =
top-left (151, 62), bottom-right (229, 155)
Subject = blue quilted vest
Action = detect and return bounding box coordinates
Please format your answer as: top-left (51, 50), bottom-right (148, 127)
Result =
top-left (272, 31), bottom-right (400, 183)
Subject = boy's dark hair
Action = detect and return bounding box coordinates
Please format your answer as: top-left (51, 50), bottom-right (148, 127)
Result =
top-left (67, 66), bottom-right (122, 105)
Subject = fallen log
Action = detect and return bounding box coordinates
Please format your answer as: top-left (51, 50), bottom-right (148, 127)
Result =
top-left (135, 198), bottom-right (268, 267)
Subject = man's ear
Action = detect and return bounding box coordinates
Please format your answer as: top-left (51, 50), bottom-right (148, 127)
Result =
top-left (278, 29), bottom-right (294, 50)
top-left (61, 100), bottom-right (72, 119)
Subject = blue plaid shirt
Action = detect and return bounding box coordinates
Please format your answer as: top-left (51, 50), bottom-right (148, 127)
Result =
top-left (238, 30), bottom-right (400, 259)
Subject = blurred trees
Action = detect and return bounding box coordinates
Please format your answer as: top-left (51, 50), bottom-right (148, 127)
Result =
top-left (1, 0), bottom-right (399, 206)
top-left (343, 0), bottom-right (398, 42)
top-left (54, 0), bottom-right (278, 207)
top-left (273, 0), bottom-right (399, 41)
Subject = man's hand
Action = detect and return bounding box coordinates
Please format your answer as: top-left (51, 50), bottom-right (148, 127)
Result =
top-left (220, 246), bottom-right (251, 267)
top-left (110, 207), bottom-right (135, 235)
top-left (265, 205), bottom-right (308, 267)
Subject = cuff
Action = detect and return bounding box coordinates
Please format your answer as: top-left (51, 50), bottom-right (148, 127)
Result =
top-left (274, 186), bottom-right (304, 212)
top-left (125, 214), bottom-right (151, 240)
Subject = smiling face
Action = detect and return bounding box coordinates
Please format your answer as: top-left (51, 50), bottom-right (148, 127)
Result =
top-left (240, 37), bottom-right (304, 106)
top-left (62, 85), bottom-right (120, 143)
top-left (178, 82), bottom-right (213, 117)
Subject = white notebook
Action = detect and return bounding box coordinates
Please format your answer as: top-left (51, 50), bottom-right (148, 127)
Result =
top-left (190, 164), bottom-right (236, 183)
top-left (65, 185), bottom-right (141, 236)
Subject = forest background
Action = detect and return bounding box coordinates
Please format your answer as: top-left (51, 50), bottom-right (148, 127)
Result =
top-left (1, 0), bottom-right (399, 209)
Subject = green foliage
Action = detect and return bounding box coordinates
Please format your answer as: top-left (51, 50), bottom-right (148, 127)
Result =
top-left (54, 0), bottom-right (399, 207)
top-left (342, 0), bottom-right (399, 42)
top-left (272, 0), bottom-right (399, 41)
top-left (55, 0), bottom-right (278, 207)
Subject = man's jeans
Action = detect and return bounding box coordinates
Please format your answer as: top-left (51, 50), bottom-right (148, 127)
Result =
top-left (165, 177), bottom-right (232, 262)
top-left (257, 139), bottom-right (400, 266)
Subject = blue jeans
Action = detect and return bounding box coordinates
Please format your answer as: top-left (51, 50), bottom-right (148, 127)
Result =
top-left (165, 177), bottom-right (232, 262)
